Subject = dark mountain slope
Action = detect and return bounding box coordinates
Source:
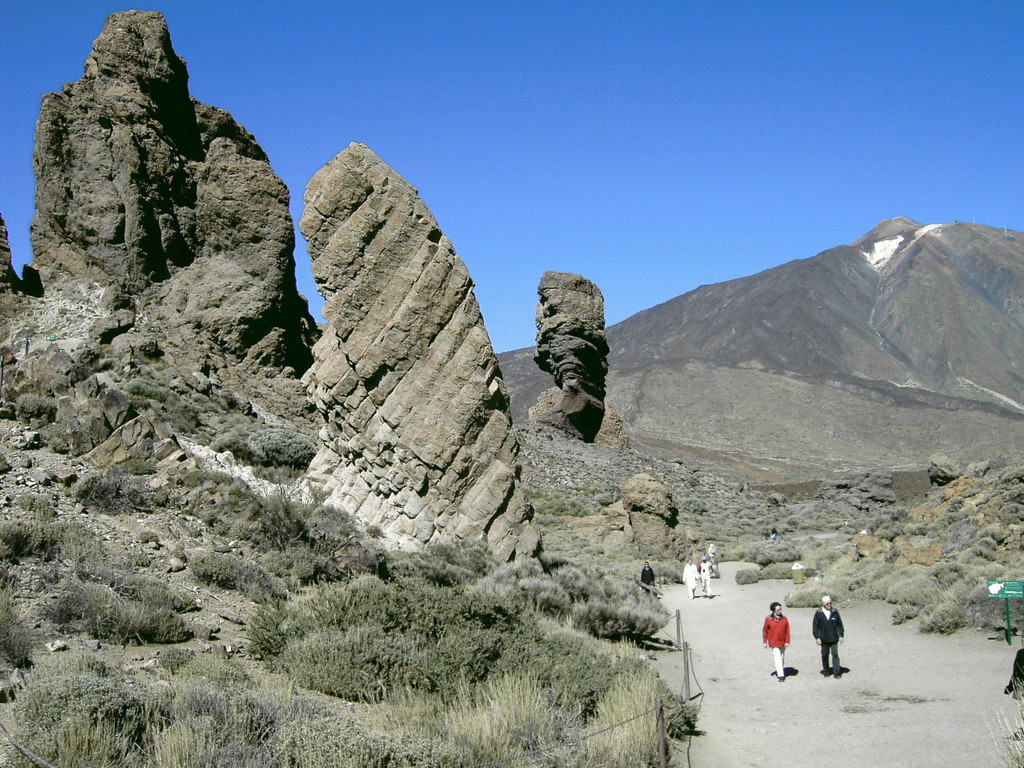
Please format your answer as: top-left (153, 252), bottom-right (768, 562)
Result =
top-left (500, 219), bottom-right (1024, 480)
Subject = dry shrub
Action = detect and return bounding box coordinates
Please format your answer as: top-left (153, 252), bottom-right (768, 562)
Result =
top-left (735, 568), bottom-right (761, 585)
top-left (582, 669), bottom-right (661, 768)
top-left (75, 465), bottom-right (152, 515)
top-left (272, 716), bottom-right (453, 768)
top-left (444, 672), bottom-right (566, 765)
top-left (0, 586), bottom-right (35, 668)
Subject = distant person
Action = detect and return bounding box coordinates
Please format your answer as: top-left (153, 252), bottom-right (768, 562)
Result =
top-left (812, 595), bottom-right (845, 678)
top-left (640, 561), bottom-right (656, 589)
top-left (707, 543), bottom-right (718, 576)
top-left (683, 558), bottom-right (698, 599)
top-left (770, 527), bottom-right (778, 540)
top-left (1005, 633), bottom-right (1024, 697)
top-left (699, 556), bottom-right (713, 597)
top-left (763, 601), bottom-right (791, 682)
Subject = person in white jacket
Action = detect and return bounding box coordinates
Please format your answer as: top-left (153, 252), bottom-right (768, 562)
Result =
top-left (682, 559), bottom-right (698, 599)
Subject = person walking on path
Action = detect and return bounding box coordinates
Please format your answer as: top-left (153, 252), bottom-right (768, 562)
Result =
top-left (762, 601), bottom-right (791, 682)
top-left (640, 561), bottom-right (656, 589)
top-left (812, 595), bottom-right (845, 677)
top-left (699, 556), bottom-right (713, 597)
top-left (683, 558), bottom-right (698, 599)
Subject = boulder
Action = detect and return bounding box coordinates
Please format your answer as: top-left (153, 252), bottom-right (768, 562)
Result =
top-left (300, 143), bottom-right (539, 561)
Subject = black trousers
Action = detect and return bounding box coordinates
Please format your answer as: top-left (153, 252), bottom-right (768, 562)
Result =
top-left (820, 641), bottom-right (841, 674)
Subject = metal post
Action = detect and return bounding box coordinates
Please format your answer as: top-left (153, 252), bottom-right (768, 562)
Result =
top-left (675, 609), bottom-right (682, 650)
top-left (682, 641), bottom-right (691, 701)
top-left (1007, 597), bottom-right (1013, 645)
top-left (656, 698), bottom-right (667, 768)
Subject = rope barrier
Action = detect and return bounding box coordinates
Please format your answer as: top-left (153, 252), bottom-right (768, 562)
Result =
top-left (681, 641), bottom-right (706, 768)
top-left (0, 720), bottom-right (59, 768)
top-left (463, 704), bottom-right (660, 768)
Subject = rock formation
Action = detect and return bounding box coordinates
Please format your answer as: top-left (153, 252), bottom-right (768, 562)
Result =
top-left (300, 143), bottom-right (539, 561)
top-left (533, 271), bottom-right (608, 442)
top-left (566, 472), bottom-right (692, 558)
top-left (23, 11), bottom-right (317, 410)
top-left (0, 213), bottom-right (15, 292)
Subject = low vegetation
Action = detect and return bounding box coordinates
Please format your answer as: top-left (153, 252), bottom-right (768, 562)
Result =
top-left (2, 376), bottom-right (1022, 765)
top-left (3, 542), bottom-right (695, 768)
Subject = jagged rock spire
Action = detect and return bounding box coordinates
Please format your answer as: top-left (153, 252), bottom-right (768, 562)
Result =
top-left (27, 10), bottom-right (316, 384)
top-left (533, 271), bottom-right (608, 442)
top-left (300, 143), bottom-right (539, 561)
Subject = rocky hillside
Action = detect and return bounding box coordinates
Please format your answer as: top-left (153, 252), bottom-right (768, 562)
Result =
top-left (501, 219), bottom-right (1024, 481)
top-left (0, 11), bottom-right (536, 563)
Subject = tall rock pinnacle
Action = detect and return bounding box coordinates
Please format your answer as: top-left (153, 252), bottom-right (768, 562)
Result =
top-left (533, 271), bottom-right (608, 442)
top-left (300, 143), bottom-right (539, 560)
top-left (27, 11), bottom-right (316, 394)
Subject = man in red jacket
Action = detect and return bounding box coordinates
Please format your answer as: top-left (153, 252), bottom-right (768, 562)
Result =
top-left (762, 601), bottom-right (791, 682)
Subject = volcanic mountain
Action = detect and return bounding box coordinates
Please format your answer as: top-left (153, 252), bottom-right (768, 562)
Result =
top-left (500, 218), bottom-right (1024, 481)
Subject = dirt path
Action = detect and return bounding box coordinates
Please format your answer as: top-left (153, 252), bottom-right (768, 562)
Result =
top-left (650, 561), bottom-right (1018, 768)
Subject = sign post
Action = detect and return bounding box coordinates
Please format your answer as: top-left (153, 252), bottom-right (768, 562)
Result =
top-left (988, 581), bottom-right (1024, 644)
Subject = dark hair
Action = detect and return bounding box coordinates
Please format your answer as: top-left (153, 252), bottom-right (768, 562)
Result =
top-left (769, 601), bottom-right (782, 612)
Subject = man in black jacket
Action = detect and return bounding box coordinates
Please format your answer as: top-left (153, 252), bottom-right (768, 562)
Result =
top-left (812, 595), bottom-right (845, 678)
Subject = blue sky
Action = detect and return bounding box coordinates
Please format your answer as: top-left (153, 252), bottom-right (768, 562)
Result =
top-left (1, 2), bottom-right (1021, 353)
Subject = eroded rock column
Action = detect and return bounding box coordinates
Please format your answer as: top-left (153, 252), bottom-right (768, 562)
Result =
top-left (300, 143), bottom-right (539, 561)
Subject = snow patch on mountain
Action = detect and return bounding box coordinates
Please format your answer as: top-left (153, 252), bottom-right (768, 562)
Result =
top-left (862, 236), bottom-right (904, 272)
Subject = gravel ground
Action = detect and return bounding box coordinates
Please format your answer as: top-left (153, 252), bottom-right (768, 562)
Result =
top-left (651, 561), bottom-right (1019, 768)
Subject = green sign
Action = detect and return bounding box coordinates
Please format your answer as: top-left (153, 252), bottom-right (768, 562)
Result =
top-left (988, 581), bottom-right (1024, 598)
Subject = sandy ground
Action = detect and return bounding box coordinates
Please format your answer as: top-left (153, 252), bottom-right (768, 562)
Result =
top-left (650, 561), bottom-right (1020, 768)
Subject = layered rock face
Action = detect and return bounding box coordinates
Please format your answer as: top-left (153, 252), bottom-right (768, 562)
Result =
top-left (27, 11), bottom-right (316, 392)
top-left (0, 213), bottom-right (16, 292)
top-left (533, 271), bottom-right (608, 441)
top-left (300, 143), bottom-right (539, 561)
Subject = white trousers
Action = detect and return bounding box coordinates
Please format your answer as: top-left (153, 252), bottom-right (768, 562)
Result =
top-left (771, 646), bottom-right (786, 678)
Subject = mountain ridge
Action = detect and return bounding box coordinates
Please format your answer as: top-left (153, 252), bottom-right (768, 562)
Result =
top-left (500, 218), bottom-right (1024, 481)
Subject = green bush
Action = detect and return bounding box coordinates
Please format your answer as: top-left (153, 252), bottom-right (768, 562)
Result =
top-left (743, 539), bottom-right (803, 567)
top-left (124, 377), bottom-right (173, 404)
top-left (760, 562), bottom-right (798, 580)
top-left (172, 656), bottom-right (251, 685)
top-left (391, 540), bottom-right (495, 586)
top-left (527, 488), bottom-right (595, 518)
top-left (15, 492), bottom-right (56, 519)
top-left (75, 466), bottom-right (152, 515)
top-left (475, 559), bottom-right (669, 642)
top-left (891, 604), bottom-right (920, 624)
top-left (189, 550), bottom-right (285, 602)
top-left (0, 586), bottom-right (35, 668)
top-left (276, 625), bottom-right (425, 702)
top-left (159, 647), bottom-right (195, 674)
top-left (507, 626), bottom-right (649, 719)
top-left (570, 596), bottom-right (667, 640)
top-left (247, 428), bottom-right (317, 470)
top-left (0, 519), bottom-right (62, 561)
top-left (273, 716), bottom-right (455, 768)
top-left (45, 580), bottom-right (190, 644)
top-left (248, 599), bottom-right (289, 660)
top-left (919, 601), bottom-right (967, 634)
top-left (11, 674), bottom-right (146, 765)
top-left (735, 568), bottom-right (760, 585)
top-left (14, 392), bottom-right (57, 423)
